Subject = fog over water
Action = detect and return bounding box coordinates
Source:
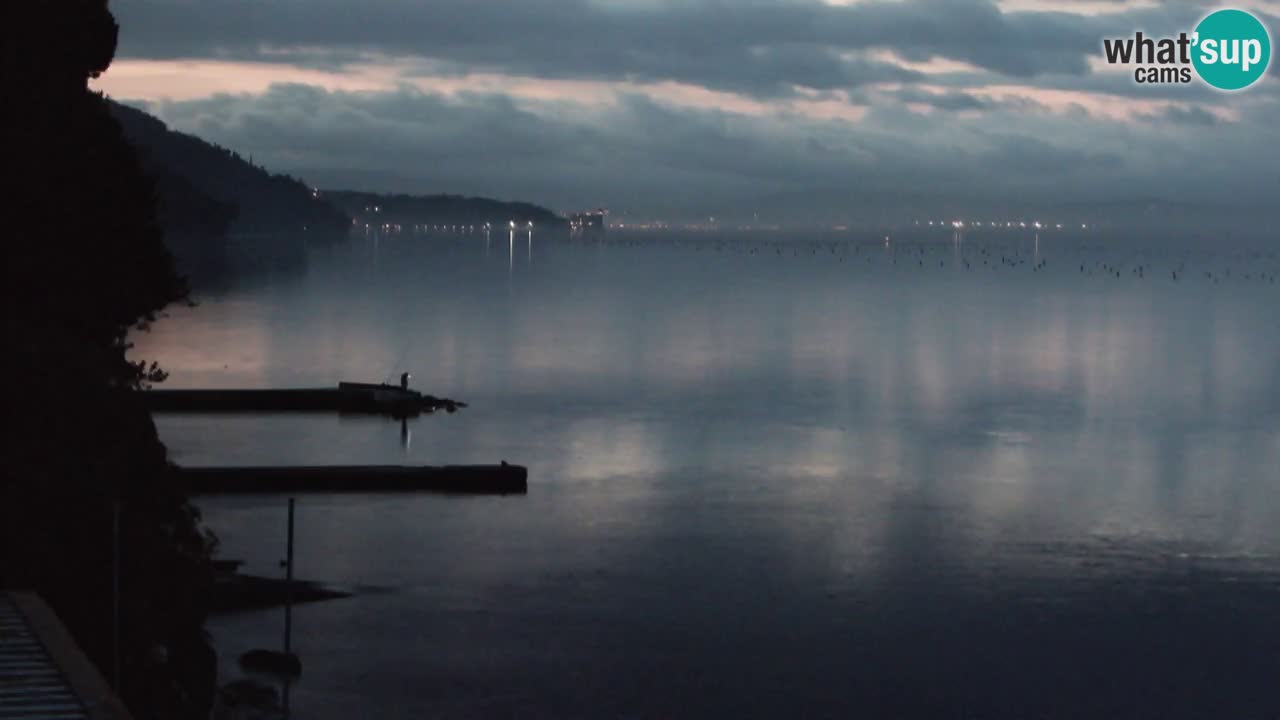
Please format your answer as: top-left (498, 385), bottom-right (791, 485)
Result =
top-left (134, 229), bottom-right (1280, 718)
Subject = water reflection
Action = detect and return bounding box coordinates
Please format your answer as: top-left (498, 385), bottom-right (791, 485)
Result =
top-left (135, 229), bottom-right (1280, 545)
top-left (132, 229), bottom-right (1280, 718)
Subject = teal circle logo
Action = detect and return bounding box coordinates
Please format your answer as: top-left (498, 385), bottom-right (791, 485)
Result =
top-left (1192, 9), bottom-right (1271, 90)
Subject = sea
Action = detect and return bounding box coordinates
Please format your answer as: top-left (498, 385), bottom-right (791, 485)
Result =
top-left (131, 227), bottom-right (1280, 719)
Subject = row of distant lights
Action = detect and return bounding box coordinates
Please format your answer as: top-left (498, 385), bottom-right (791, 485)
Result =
top-left (917, 220), bottom-right (1088, 230)
top-left (322, 194), bottom-right (1090, 234)
top-left (345, 199), bottom-right (534, 230)
top-left (359, 220), bottom-right (534, 230)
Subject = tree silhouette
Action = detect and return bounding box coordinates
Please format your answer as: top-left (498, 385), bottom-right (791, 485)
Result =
top-left (3, 2), bottom-right (217, 717)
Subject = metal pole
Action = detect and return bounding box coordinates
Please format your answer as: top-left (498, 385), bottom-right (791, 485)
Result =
top-left (284, 497), bottom-right (295, 656)
top-left (112, 501), bottom-right (120, 691)
top-left (284, 497), bottom-right (295, 719)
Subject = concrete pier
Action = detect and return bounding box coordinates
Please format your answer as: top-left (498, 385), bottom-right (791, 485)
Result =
top-left (143, 385), bottom-right (465, 418)
top-left (180, 464), bottom-right (528, 495)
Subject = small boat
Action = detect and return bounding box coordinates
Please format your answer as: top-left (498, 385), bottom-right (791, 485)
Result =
top-left (336, 377), bottom-right (459, 416)
top-left (337, 381), bottom-right (421, 404)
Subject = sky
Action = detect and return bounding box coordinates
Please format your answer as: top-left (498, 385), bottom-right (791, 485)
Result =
top-left (94, 0), bottom-right (1280, 224)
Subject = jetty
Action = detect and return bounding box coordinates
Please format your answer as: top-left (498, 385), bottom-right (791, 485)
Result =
top-left (210, 573), bottom-right (349, 614)
top-left (179, 463), bottom-right (528, 495)
top-left (1, 591), bottom-right (135, 720)
top-left (143, 380), bottom-right (465, 418)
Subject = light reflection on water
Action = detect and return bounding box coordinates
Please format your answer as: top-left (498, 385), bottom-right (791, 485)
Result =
top-left (133, 229), bottom-right (1280, 718)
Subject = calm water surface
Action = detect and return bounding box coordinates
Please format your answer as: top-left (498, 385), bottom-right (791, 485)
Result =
top-left (133, 229), bottom-right (1280, 718)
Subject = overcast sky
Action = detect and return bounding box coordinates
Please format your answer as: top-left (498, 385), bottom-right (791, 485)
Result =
top-left (95, 0), bottom-right (1280, 223)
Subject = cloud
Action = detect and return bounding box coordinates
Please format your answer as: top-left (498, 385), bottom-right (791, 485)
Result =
top-left (132, 80), bottom-right (1279, 222)
top-left (99, 0), bottom-right (1278, 223)
top-left (110, 0), bottom-right (1216, 92)
top-left (898, 88), bottom-right (994, 111)
top-left (1138, 104), bottom-right (1220, 126)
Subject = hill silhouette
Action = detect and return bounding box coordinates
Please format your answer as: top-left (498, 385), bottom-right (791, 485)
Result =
top-left (106, 101), bottom-right (569, 254)
top-left (325, 190), bottom-right (565, 228)
top-left (108, 99), bottom-right (349, 235)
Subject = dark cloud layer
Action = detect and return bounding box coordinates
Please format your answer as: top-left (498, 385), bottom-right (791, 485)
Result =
top-left (112, 0), bottom-right (1215, 91)
top-left (137, 79), bottom-right (1278, 222)
top-left (107, 0), bottom-right (1279, 223)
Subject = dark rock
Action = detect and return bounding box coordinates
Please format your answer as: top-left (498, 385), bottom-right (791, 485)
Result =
top-left (239, 649), bottom-right (302, 678)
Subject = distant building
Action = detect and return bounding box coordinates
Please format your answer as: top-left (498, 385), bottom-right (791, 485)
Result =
top-left (569, 208), bottom-right (608, 231)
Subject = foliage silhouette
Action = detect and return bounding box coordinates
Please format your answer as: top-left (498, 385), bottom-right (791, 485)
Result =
top-left (3, 2), bottom-right (217, 717)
